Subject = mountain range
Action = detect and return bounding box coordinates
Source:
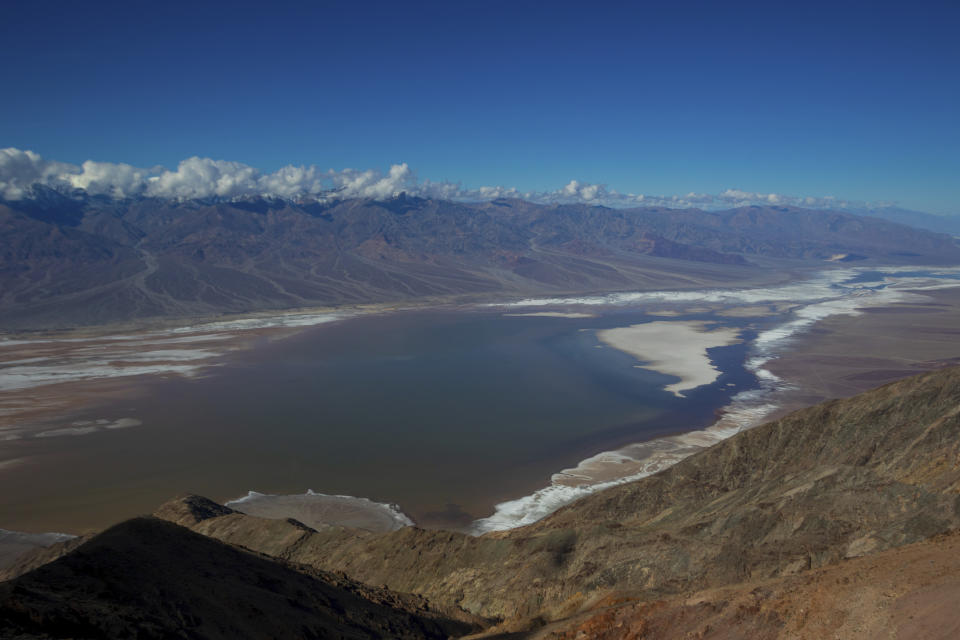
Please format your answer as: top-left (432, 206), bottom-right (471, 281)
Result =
top-left (858, 206), bottom-right (960, 236)
top-left (3, 189), bottom-right (960, 329)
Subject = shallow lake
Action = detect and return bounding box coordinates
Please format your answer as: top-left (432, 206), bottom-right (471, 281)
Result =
top-left (1, 309), bottom-right (757, 532)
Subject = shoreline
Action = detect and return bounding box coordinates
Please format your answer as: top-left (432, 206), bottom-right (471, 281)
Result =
top-left (2, 265), bottom-right (960, 541)
top-left (469, 265), bottom-right (960, 533)
top-left (0, 307), bottom-right (379, 443)
top-left (0, 259), bottom-right (806, 336)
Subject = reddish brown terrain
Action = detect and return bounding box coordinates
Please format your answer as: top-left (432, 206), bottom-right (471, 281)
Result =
top-left (531, 530), bottom-right (960, 639)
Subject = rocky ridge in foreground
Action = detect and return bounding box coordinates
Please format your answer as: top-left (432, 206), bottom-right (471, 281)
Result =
top-left (0, 517), bottom-right (483, 639)
top-left (3, 366), bottom-right (960, 637)
top-left (527, 528), bottom-right (960, 639)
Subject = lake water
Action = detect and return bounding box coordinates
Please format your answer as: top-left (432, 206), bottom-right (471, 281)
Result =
top-left (11, 265), bottom-right (959, 534)
top-left (1, 309), bottom-right (756, 532)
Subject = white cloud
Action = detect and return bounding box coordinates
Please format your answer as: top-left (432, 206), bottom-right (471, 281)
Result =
top-left (558, 180), bottom-right (606, 201)
top-left (66, 160), bottom-right (152, 198)
top-left (0, 148), bottom-right (78, 199)
top-left (145, 157), bottom-right (260, 199)
top-left (329, 163), bottom-right (416, 199)
top-left (429, 182), bottom-right (523, 201)
top-left (0, 147), bottom-right (887, 212)
top-left (257, 165), bottom-right (327, 198)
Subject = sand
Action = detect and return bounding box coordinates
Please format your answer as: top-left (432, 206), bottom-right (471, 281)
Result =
top-left (552, 441), bottom-right (702, 486)
top-left (643, 307), bottom-right (714, 317)
top-left (714, 304), bottom-right (779, 317)
top-left (763, 287), bottom-right (960, 414)
top-left (596, 321), bottom-right (742, 396)
top-left (504, 312), bottom-right (597, 318)
top-left (226, 492), bottom-right (413, 533)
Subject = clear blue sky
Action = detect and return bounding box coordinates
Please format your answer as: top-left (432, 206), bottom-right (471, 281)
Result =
top-left (2, 0), bottom-right (958, 212)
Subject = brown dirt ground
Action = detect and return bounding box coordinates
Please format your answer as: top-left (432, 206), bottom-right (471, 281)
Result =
top-left (514, 529), bottom-right (960, 640)
top-left (763, 287), bottom-right (960, 417)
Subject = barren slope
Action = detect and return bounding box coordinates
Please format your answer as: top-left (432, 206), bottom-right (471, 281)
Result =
top-left (132, 365), bottom-right (960, 628)
top-left (524, 528), bottom-right (960, 640)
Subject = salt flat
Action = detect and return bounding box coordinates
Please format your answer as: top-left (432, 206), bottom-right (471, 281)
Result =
top-left (597, 321), bottom-right (742, 396)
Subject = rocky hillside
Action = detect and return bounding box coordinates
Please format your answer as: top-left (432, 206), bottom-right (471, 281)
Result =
top-left (3, 366), bottom-right (960, 638)
top-left (0, 517), bottom-right (483, 639)
top-left (3, 191), bottom-right (959, 328)
top-left (157, 365), bottom-right (960, 629)
top-left (534, 528), bottom-right (960, 639)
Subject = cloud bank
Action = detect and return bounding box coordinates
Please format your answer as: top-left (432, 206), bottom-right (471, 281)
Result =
top-left (0, 147), bottom-right (884, 211)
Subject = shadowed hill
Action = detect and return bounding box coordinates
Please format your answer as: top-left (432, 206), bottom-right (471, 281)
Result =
top-left (0, 517), bottom-right (483, 639)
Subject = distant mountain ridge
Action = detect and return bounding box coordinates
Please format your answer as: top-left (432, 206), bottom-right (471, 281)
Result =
top-left (2, 191), bottom-right (959, 329)
top-left (856, 206), bottom-right (960, 236)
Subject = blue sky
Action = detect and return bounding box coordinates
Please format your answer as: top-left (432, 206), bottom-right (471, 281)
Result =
top-left (2, 0), bottom-right (958, 212)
